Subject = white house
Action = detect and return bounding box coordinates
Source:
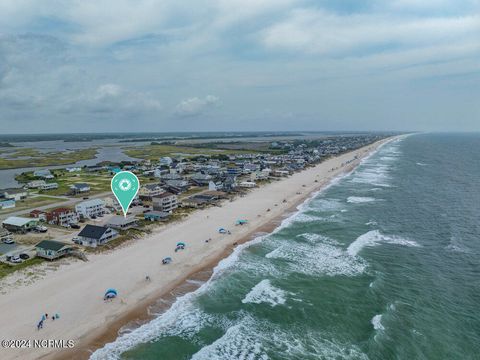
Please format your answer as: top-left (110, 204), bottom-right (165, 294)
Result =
top-left (34, 169), bottom-right (54, 179)
top-left (27, 180), bottom-right (46, 188)
top-left (75, 199), bottom-right (105, 218)
top-left (70, 183), bottom-right (91, 194)
top-left (77, 224), bottom-right (117, 247)
top-left (239, 181), bottom-right (257, 188)
top-left (2, 188), bottom-right (28, 201)
top-left (152, 192), bottom-right (178, 213)
top-left (40, 183), bottom-right (59, 190)
top-left (160, 156), bottom-right (173, 166)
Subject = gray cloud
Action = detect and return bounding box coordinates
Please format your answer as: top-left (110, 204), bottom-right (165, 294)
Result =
top-left (0, 0), bottom-right (478, 133)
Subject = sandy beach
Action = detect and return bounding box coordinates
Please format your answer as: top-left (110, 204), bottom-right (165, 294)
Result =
top-left (0, 138), bottom-right (393, 360)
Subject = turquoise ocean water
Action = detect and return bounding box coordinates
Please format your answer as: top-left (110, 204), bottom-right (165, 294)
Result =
top-left (91, 133), bottom-right (480, 360)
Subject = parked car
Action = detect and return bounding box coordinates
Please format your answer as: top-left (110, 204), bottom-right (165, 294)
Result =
top-left (70, 223), bottom-right (80, 229)
top-left (83, 197), bottom-right (89, 200)
top-left (2, 238), bottom-right (15, 244)
top-left (34, 225), bottom-right (48, 233)
top-left (19, 253), bottom-right (30, 260)
top-left (7, 255), bottom-right (22, 263)
top-left (72, 236), bottom-right (82, 244)
top-left (91, 215), bottom-right (97, 219)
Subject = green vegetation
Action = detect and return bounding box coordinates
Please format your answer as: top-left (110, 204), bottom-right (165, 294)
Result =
top-left (0, 257), bottom-right (45, 280)
top-left (0, 148), bottom-right (98, 170)
top-left (123, 144), bottom-right (253, 160)
top-left (0, 196), bottom-right (66, 215)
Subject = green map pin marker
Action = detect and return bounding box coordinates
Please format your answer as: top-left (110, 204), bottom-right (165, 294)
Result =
top-left (111, 171), bottom-right (140, 217)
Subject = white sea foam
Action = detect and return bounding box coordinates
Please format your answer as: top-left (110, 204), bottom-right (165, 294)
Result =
top-left (191, 318), bottom-right (269, 360)
top-left (372, 314), bottom-right (385, 331)
top-left (347, 230), bottom-right (420, 257)
top-left (347, 196), bottom-right (376, 203)
top-left (416, 162), bottom-right (428, 166)
top-left (266, 239), bottom-right (366, 276)
top-left (242, 279), bottom-right (287, 306)
top-left (365, 220), bottom-right (377, 226)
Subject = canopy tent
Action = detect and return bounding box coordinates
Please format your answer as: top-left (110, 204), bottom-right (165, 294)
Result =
top-left (236, 219), bottom-right (248, 225)
top-left (104, 288), bottom-right (117, 299)
top-left (218, 228), bottom-right (227, 233)
top-left (176, 242), bottom-right (186, 247)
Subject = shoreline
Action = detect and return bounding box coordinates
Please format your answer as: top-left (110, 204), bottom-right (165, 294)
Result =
top-left (0, 137), bottom-right (396, 360)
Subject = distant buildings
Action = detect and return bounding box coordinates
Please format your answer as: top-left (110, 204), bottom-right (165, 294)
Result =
top-left (40, 182), bottom-right (59, 190)
top-left (0, 199), bottom-right (15, 210)
top-left (2, 188), bottom-right (28, 201)
top-left (139, 184), bottom-right (164, 201)
top-left (70, 183), bottom-right (91, 194)
top-left (27, 180), bottom-right (46, 188)
top-left (34, 169), bottom-right (54, 179)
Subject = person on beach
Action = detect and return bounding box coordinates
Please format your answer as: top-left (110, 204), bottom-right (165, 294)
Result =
top-left (145, 275), bottom-right (151, 282)
top-left (37, 321), bottom-right (42, 330)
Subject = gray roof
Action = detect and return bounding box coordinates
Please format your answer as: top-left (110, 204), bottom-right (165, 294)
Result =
top-left (36, 240), bottom-right (71, 251)
top-left (78, 224), bottom-right (110, 239)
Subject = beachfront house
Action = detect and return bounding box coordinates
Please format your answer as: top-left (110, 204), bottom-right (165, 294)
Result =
top-left (40, 182), bottom-right (59, 191)
top-left (144, 211), bottom-right (170, 222)
top-left (75, 199), bottom-right (105, 218)
top-left (152, 192), bottom-right (178, 213)
top-left (33, 169), bottom-right (54, 179)
top-left (0, 199), bottom-right (15, 210)
top-left (70, 183), bottom-right (91, 194)
top-left (27, 180), bottom-right (46, 188)
top-left (77, 224), bottom-right (118, 247)
top-left (2, 216), bottom-right (39, 233)
top-left (2, 188), bottom-right (28, 201)
top-left (35, 240), bottom-right (75, 260)
top-left (47, 207), bottom-right (79, 227)
top-left (106, 216), bottom-right (138, 230)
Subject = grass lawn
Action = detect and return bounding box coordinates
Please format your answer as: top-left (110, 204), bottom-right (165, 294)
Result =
top-left (123, 144), bottom-right (253, 160)
top-left (0, 257), bottom-right (45, 280)
top-left (0, 148), bottom-right (98, 170)
top-left (0, 196), bottom-right (67, 215)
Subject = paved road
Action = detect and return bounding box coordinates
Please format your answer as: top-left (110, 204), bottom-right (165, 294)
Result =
top-left (0, 191), bottom-right (111, 221)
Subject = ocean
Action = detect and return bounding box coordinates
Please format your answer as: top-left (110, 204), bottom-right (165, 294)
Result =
top-left (91, 133), bottom-right (480, 360)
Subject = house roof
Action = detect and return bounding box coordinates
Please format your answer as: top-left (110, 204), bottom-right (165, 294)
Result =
top-left (77, 198), bottom-right (104, 207)
top-left (35, 240), bottom-right (71, 252)
top-left (50, 207), bottom-right (74, 215)
top-left (153, 192), bottom-right (175, 199)
top-left (144, 183), bottom-right (162, 190)
top-left (144, 211), bottom-right (169, 218)
top-left (78, 224), bottom-right (110, 239)
top-left (107, 215), bottom-right (136, 225)
top-left (3, 216), bottom-right (37, 227)
top-left (71, 183), bottom-right (90, 189)
top-left (4, 188), bottom-right (27, 194)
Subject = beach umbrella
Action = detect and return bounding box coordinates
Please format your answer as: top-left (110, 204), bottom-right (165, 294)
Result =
top-left (176, 242), bottom-right (186, 247)
top-left (218, 228), bottom-right (227, 233)
top-left (162, 257), bottom-right (172, 264)
top-left (105, 288), bottom-right (118, 296)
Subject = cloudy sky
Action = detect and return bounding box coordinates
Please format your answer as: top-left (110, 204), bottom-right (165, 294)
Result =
top-left (0, 0), bottom-right (479, 133)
